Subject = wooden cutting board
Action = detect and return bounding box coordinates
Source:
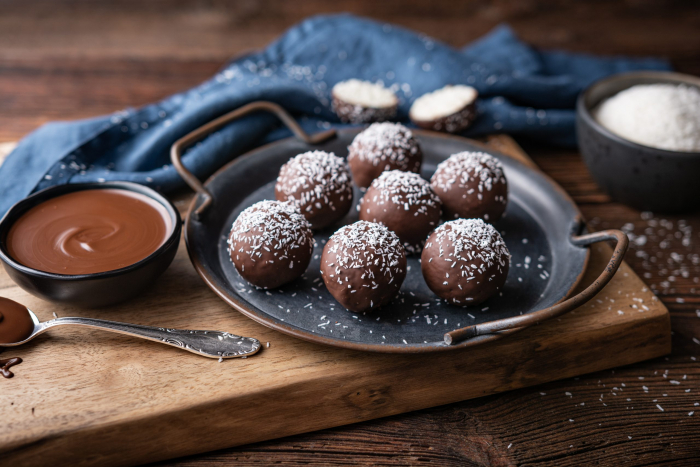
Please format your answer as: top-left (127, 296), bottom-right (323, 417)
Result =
top-left (0, 136), bottom-right (671, 467)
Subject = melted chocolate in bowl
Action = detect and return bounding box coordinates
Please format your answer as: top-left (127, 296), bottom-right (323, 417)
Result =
top-left (6, 189), bottom-right (172, 275)
top-left (0, 297), bottom-right (34, 344)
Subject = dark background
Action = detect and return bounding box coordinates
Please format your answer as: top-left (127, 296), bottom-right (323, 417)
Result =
top-left (1, 1), bottom-right (699, 465)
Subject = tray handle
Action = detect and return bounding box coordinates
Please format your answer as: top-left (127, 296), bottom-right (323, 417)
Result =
top-left (170, 101), bottom-right (337, 219)
top-left (444, 229), bottom-right (629, 345)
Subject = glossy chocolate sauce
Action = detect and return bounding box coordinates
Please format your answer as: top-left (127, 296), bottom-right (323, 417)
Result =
top-left (0, 297), bottom-right (34, 344)
top-left (7, 189), bottom-right (172, 275)
top-left (0, 357), bottom-right (23, 379)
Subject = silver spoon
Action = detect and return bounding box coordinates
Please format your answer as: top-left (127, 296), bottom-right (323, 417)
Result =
top-left (1, 306), bottom-right (261, 359)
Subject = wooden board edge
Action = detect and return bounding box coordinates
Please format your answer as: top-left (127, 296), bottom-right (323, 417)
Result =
top-left (3, 304), bottom-right (671, 467)
top-left (0, 134), bottom-right (672, 467)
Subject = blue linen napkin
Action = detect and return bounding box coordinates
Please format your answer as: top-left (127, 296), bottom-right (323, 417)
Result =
top-left (0, 14), bottom-right (670, 217)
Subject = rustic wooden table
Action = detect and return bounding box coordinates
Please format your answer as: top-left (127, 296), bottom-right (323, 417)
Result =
top-left (1, 1), bottom-right (699, 465)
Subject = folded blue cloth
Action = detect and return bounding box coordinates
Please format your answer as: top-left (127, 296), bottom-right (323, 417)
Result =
top-left (0, 14), bottom-right (670, 217)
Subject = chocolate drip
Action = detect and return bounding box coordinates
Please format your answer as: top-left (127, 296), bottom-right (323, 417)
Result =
top-left (0, 357), bottom-right (23, 379)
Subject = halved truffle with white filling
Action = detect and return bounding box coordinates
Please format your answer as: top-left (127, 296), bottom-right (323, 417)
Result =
top-left (409, 85), bottom-right (478, 133)
top-left (332, 79), bottom-right (398, 124)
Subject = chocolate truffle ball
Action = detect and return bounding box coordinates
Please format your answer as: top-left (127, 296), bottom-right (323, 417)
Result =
top-left (421, 218), bottom-right (510, 306)
top-left (275, 150), bottom-right (353, 230)
top-left (430, 151), bottom-right (508, 222)
top-left (409, 85), bottom-right (478, 134)
top-left (228, 200), bottom-right (314, 289)
top-left (331, 79), bottom-right (398, 124)
top-left (359, 170), bottom-right (441, 254)
top-left (347, 122), bottom-right (422, 188)
top-left (321, 221), bottom-right (407, 313)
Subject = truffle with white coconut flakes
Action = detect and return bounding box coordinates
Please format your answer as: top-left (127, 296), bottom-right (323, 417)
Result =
top-left (359, 170), bottom-right (441, 254)
top-left (431, 151), bottom-right (508, 222)
top-left (332, 79), bottom-right (398, 124)
top-left (275, 150), bottom-right (353, 229)
top-left (228, 200), bottom-right (314, 289)
top-left (321, 221), bottom-right (407, 312)
top-left (348, 122), bottom-right (422, 188)
top-left (410, 85), bottom-right (479, 133)
top-left (421, 218), bottom-right (510, 305)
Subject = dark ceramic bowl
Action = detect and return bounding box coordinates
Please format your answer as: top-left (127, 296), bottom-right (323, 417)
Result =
top-left (0, 182), bottom-right (181, 307)
top-left (577, 71), bottom-right (700, 212)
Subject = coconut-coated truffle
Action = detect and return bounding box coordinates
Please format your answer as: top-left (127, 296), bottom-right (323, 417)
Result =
top-left (320, 221), bottom-right (407, 312)
top-left (421, 218), bottom-right (510, 306)
top-left (275, 150), bottom-right (353, 229)
top-left (347, 122), bottom-right (422, 188)
top-left (359, 170), bottom-right (441, 254)
top-left (430, 151), bottom-right (508, 222)
top-left (228, 200), bottom-right (314, 289)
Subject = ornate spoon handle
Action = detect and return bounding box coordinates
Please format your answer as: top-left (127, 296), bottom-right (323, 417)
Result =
top-left (37, 317), bottom-right (261, 358)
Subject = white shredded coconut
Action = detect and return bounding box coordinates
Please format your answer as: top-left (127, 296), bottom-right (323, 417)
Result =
top-left (348, 122), bottom-right (421, 170)
top-left (227, 200), bottom-right (313, 264)
top-left (275, 150), bottom-right (352, 218)
top-left (364, 170), bottom-right (439, 212)
top-left (594, 83), bottom-right (700, 152)
top-left (432, 151), bottom-right (505, 193)
top-left (327, 221), bottom-right (404, 276)
top-left (423, 218), bottom-right (510, 305)
top-left (360, 170), bottom-right (440, 253)
top-left (431, 219), bottom-right (510, 272)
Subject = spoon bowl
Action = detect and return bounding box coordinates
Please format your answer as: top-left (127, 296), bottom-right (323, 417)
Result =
top-left (0, 308), bottom-right (41, 347)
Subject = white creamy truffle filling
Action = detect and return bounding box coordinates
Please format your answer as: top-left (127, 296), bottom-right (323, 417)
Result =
top-left (410, 85), bottom-right (478, 121)
top-left (332, 79), bottom-right (398, 108)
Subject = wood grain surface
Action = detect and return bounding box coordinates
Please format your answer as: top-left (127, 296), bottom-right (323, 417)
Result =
top-left (0, 135), bottom-right (671, 467)
top-left (0, 1), bottom-right (698, 465)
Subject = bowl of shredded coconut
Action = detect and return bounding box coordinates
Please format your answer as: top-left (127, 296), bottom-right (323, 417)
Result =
top-left (577, 71), bottom-right (700, 212)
